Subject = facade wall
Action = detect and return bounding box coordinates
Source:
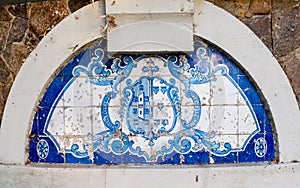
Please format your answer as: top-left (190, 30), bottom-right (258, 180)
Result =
top-left (0, 1), bottom-right (299, 187)
top-left (1, 0), bottom-right (299, 126)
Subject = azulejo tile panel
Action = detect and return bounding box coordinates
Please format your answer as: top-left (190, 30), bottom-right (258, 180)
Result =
top-left (29, 37), bottom-right (275, 165)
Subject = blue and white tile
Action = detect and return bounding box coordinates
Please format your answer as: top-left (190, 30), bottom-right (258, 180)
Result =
top-left (48, 107), bottom-right (64, 136)
top-left (152, 76), bottom-right (181, 107)
top-left (186, 82), bottom-right (211, 105)
top-left (212, 134), bottom-right (239, 151)
top-left (55, 93), bottom-right (64, 107)
top-left (238, 75), bottom-right (262, 105)
top-left (180, 104), bottom-right (204, 131)
top-left (195, 105), bottom-right (210, 132)
top-left (152, 105), bottom-right (179, 134)
top-left (129, 57), bottom-right (152, 77)
top-left (129, 135), bottom-right (152, 162)
top-left (107, 106), bottom-right (122, 123)
top-left (92, 107), bottom-right (107, 134)
top-left (238, 134), bottom-right (251, 149)
top-left (30, 39), bottom-right (275, 164)
top-left (63, 49), bottom-right (91, 78)
top-left (211, 75), bottom-right (238, 105)
top-left (51, 135), bottom-right (66, 153)
top-left (238, 105), bottom-right (258, 134)
top-left (64, 107), bottom-right (92, 136)
top-left (63, 77), bottom-right (92, 107)
top-left (64, 136), bottom-right (94, 160)
top-left (35, 136), bottom-right (65, 163)
top-left (238, 91), bottom-right (248, 105)
top-left (252, 105), bottom-right (266, 132)
top-left (210, 105), bottom-right (238, 134)
top-left (92, 84), bottom-right (121, 107)
top-left (149, 57), bottom-right (171, 77)
top-left (39, 77), bottom-right (67, 108)
top-left (151, 135), bottom-right (175, 162)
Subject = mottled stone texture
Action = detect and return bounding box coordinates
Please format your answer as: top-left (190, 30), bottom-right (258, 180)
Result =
top-left (68, 0), bottom-right (91, 13)
top-left (244, 15), bottom-right (272, 49)
top-left (0, 1), bottom-right (70, 124)
top-left (29, 1), bottom-right (69, 37)
top-left (272, 0), bottom-right (300, 58)
top-left (245, 0), bottom-right (270, 18)
top-left (0, 0), bottom-right (299, 125)
top-left (272, 0), bottom-right (300, 107)
top-left (207, 0), bottom-right (250, 19)
top-left (0, 6), bottom-right (13, 21)
top-left (279, 48), bottom-right (300, 106)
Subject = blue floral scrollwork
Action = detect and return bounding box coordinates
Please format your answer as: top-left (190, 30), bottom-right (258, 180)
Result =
top-left (51, 40), bottom-right (262, 162)
top-left (73, 45), bottom-right (235, 161)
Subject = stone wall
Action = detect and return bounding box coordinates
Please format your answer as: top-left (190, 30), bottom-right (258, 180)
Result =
top-left (0, 0), bottom-right (299, 124)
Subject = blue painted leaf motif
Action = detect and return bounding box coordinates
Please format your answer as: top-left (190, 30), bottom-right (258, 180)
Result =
top-left (161, 86), bottom-right (167, 94)
top-left (154, 119), bottom-right (160, 126)
top-left (157, 103), bottom-right (164, 111)
top-left (161, 119), bottom-right (168, 126)
top-left (153, 86), bottom-right (159, 94)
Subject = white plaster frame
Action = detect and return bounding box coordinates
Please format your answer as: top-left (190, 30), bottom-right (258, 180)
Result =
top-left (0, 0), bottom-right (299, 186)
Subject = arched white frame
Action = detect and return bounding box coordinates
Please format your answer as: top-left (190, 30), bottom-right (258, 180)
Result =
top-left (0, 0), bottom-right (299, 164)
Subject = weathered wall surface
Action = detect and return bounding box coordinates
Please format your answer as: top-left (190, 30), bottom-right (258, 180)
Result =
top-left (0, 0), bottom-right (299, 124)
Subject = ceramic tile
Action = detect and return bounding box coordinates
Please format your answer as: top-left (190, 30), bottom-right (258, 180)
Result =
top-left (264, 133), bottom-right (275, 161)
top-left (252, 105), bottom-right (266, 131)
top-left (92, 84), bottom-right (121, 107)
top-left (197, 105), bottom-right (210, 132)
top-left (211, 152), bottom-right (238, 164)
top-left (94, 151), bottom-right (120, 164)
top-left (31, 111), bottom-right (39, 136)
top-left (34, 136), bottom-right (65, 163)
top-left (51, 135), bottom-right (66, 153)
top-left (60, 136), bottom-right (93, 164)
top-left (65, 153), bottom-right (93, 164)
top-left (39, 77), bottom-right (67, 108)
top-left (29, 38), bottom-right (275, 165)
top-left (238, 133), bottom-right (267, 162)
top-left (210, 105), bottom-right (238, 135)
top-left (64, 107), bottom-right (92, 136)
top-left (63, 77), bottom-right (92, 107)
top-left (63, 48), bottom-right (91, 78)
top-left (152, 76), bottom-right (181, 106)
top-left (129, 135), bottom-right (152, 163)
top-left (181, 151), bottom-right (210, 164)
top-left (157, 151), bottom-right (182, 164)
top-left (48, 107), bottom-right (64, 136)
top-left (238, 134), bottom-right (252, 149)
top-left (37, 107), bottom-right (52, 135)
top-left (122, 151), bottom-right (148, 164)
top-left (92, 107), bottom-right (107, 134)
top-left (238, 91), bottom-right (248, 106)
top-left (128, 57), bottom-right (152, 77)
top-left (213, 134), bottom-right (239, 151)
top-left (238, 75), bottom-right (262, 105)
top-left (211, 75), bottom-right (238, 105)
top-left (264, 112), bottom-right (273, 134)
top-left (29, 137), bottom-right (40, 162)
top-left (186, 82), bottom-right (211, 105)
top-left (212, 53), bottom-right (239, 76)
top-left (238, 105), bottom-right (258, 134)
